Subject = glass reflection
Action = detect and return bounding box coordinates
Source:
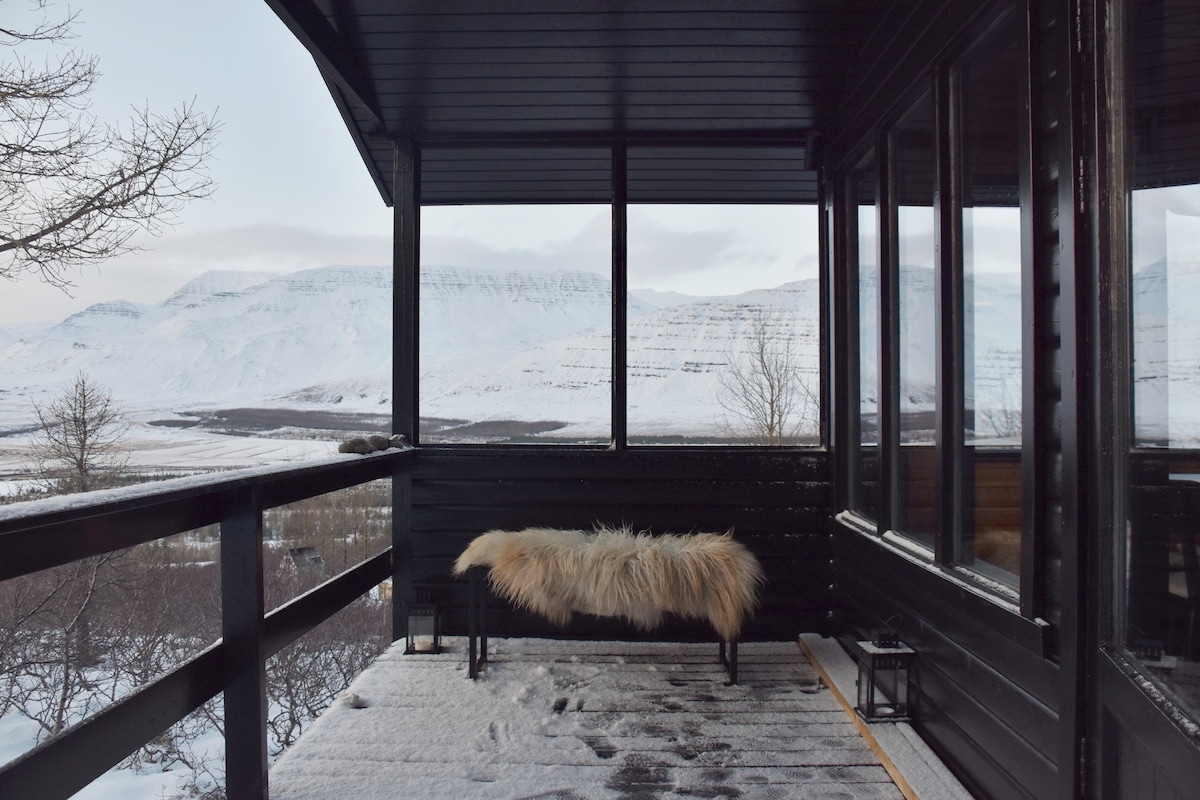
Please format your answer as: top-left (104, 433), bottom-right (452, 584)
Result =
top-left (959, 18), bottom-right (1022, 579)
top-left (895, 92), bottom-right (937, 546)
top-left (1125, 0), bottom-right (1200, 719)
top-left (856, 157), bottom-right (880, 522)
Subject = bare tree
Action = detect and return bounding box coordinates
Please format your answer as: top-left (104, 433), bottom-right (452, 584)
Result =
top-left (718, 306), bottom-right (818, 445)
top-left (28, 372), bottom-right (130, 493)
top-left (976, 372), bottom-right (1023, 443)
top-left (0, 550), bottom-right (129, 738)
top-left (1, 1), bottom-right (219, 289)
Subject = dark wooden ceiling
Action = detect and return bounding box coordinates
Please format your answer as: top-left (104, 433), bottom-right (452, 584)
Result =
top-left (266, 0), bottom-right (879, 205)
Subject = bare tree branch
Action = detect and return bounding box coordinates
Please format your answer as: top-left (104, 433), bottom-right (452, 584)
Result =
top-left (717, 306), bottom-right (818, 445)
top-left (1, 1), bottom-right (219, 289)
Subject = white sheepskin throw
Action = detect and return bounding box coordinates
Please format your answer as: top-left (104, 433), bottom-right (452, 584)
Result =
top-left (452, 526), bottom-right (765, 642)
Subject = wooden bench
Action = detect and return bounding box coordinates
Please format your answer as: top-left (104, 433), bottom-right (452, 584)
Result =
top-left (454, 526), bottom-right (765, 684)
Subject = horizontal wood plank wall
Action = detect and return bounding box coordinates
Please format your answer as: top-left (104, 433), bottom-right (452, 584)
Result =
top-left (833, 528), bottom-right (1059, 800)
top-left (408, 448), bottom-right (831, 642)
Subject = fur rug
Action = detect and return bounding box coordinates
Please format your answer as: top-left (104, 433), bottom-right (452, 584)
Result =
top-left (453, 526), bottom-right (765, 641)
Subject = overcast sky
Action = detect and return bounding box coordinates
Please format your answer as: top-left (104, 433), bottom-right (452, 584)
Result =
top-left (1, 0), bottom-right (816, 325)
top-left (2, 0), bottom-right (391, 323)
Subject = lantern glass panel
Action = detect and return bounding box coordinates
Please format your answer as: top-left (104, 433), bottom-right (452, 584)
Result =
top-left (406, 603), bottom-right (442, 654)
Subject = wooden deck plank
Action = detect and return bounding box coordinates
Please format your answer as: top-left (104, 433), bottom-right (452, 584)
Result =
top-left (270, 639), bottom-right (905, 800)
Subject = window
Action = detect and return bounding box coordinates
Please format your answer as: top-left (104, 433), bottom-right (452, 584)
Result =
top-left (1124, 0), bottom-right (1200, 717)
top-left (843, 6), bottom-right (1023, 589)
top-left (894, 91), bottom-right (938, 547)
top-left (626, 204), bottom-right (820, 444)
top-left (957, 15), bottom-right (1023, 579)
top-left (417, 194), bottom-right (824, 447)
top-left (854, 155), bottom-right (881, 520)
top-left (418, 204), bottom-right (612, 444)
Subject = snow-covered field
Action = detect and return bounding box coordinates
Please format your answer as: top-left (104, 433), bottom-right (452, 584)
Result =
top-left (0, 713), bottom-right (223, 800)
top-left (0, 409), bottom-right (346, 494)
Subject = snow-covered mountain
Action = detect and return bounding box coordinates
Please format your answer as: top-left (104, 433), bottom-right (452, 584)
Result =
top-left (0, 262), bottom-right (1033, 441)
top-left (6, 255), bottom-right (1200, 449)
top-left (0, 266), bottom-right (393, 418)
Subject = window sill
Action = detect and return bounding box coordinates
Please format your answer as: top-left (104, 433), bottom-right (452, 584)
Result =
top-left (833, 511), bottom-right (1051, 658)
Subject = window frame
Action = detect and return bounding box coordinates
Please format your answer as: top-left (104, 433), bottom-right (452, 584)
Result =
top-left (840, 2), bottom-right (1031, 605)
top-left (413, 144), bottom-right (828, 450)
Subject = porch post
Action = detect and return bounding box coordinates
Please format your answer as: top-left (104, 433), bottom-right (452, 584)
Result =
top-left (221, 486), bottom-right (268, 800)
top-left (393, 140), bottom-right (418, 642)
top-left (612, 141), bottom-right (628, 449)
top-left (393, 139), bottom-right (419, 444)
top-left (1045, 0), bottom-right (1088, 795)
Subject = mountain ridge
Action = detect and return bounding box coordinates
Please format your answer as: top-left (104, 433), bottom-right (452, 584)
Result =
top-left (0, 263), bottom-right (1027, 441)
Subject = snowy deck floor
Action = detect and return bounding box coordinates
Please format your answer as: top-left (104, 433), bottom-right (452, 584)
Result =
top-left (268, 638), bottom-right (955, 800)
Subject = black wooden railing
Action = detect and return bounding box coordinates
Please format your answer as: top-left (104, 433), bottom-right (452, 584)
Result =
top-left (0, 448), bottom-right (413, 799)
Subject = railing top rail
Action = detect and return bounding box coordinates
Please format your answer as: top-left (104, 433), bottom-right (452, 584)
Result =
top-left (0, 448), bottom-right (412, 582)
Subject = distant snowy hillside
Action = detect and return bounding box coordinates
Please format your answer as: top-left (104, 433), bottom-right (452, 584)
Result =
top-left (0, 265), bottom-right (393, 418)
top-left (0, 264), bottom-right (658, 424)
top-left (420, 266), bottom-right (657, 358)
top-left (0, 262), bottom-right (1040, 442)
top-left (418, 291), bottom-right (823, 437)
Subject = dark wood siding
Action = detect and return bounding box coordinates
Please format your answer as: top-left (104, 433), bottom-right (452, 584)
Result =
top-left (828, 2), bottom-right (1070, 799)
top-left (1109, 711), bottom-right (1194, 800)
top-left (833, 529), bottom-right (1058, 800)
top-left (407, 448), bottom-right (831, 642)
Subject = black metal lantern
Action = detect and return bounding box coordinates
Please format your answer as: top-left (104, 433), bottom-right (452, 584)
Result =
top-left (856, 639), bottom-right (915, 721)
top-left (404, 589), bottom-right (442, 655)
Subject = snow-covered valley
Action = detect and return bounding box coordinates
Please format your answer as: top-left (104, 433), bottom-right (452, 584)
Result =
top-left (8, 255), bottom-right (1161, 478)
top-left (0, 263), bottom-right (831, 475)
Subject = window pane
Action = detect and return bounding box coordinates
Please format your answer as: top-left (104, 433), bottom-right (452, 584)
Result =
top-left (959, 17), bottom-right (1022, 579)
top-left (1126, 0), bottom-right (1200, 718)
top-left (626, 204), bottom-right (820, 445)
top-left (896, 92), bottom-right (937, 546)
top-left (418, 205), bottom-right (612, 444)
top-left (856, 157), bottom-right (881, 520)
top-left (1133, 185), bottom-right (1200, 445)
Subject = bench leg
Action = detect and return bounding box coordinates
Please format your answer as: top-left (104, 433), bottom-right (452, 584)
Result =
top-left (468, 566), bottom-right (488, 679)
top-left (468, 568), bottom-right (477, 678)
top-left (480, 574), bottom-right (488, 666)
top-left (719, 640), bottom-right (738, 685)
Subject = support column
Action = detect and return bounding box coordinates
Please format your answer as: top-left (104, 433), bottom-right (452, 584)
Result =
top-left (393, 140), bottom-right (419, 444)
top-left (392, 140), bottom-right (418, 642)
top-left (612, 142), bottom-right (628, 449)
